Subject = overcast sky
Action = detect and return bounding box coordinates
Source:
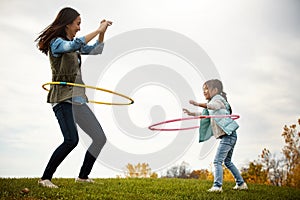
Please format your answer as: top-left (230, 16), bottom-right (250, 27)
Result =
top-left (0, 0), bottom-right (299, 178)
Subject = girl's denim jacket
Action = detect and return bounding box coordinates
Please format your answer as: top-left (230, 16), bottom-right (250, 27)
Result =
top-left (199, 94), bottom-right (239, 142)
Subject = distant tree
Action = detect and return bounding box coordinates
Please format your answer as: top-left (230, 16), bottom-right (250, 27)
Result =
top-left (178, 161), bottom-right (191, 178)
top-left (290, 163), bottom-right (300, 188)
top-left (190, 169), bottom-right (210, 180)
top-left (125, 163), bottom-right (137, 178)
top-left (241, 161), bottom-right (268, 184)
top-left (281, 119), bottom-right (300, 187)
top-left (189, 170), bottom-right (200, 179)
top-left (150, 172), bottom-right (158, 178)
top-left (253, 118), bottom-right (300, 187)
top-left (125, 163), bottom-right (156, 178)
top-left (166, 166), bottom-right (179, 178)
top-left (260, 148), bottom-right (285, 186)
top-left (165, 162), bottom-right (191, 178)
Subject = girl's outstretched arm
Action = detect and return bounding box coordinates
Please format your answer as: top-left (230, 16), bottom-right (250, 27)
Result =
top-left (183, 108), bottom-right (198, 116)
top-left (189, 100), bottom-right (207, 108)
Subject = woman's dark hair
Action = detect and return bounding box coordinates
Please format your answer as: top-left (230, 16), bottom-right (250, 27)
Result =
top-left (35, 7), bottom-right (80, 55)
top-left (204, 79), bottom-right (232, 113)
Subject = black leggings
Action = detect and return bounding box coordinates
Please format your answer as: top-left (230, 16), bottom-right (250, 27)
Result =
top-left (41, 102), bottom-right (106, 180)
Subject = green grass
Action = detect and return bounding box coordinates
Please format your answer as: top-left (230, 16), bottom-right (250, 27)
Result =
top-left (0, 178), bottom-right (299, 200)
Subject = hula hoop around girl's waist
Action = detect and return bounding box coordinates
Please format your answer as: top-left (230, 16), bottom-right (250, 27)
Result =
top-left (148, 115), bottom-right (240, 131)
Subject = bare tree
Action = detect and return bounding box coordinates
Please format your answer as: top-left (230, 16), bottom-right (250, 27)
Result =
top-left (165, 162), bottom-right (191, 178)
top-left (260, 148), bottom-right (285, 186)
top-left (258, 118), bottom-right (300, 187)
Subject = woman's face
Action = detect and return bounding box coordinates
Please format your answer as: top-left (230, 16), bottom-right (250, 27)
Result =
top-left (203, 84), bottom-right (218, 100)
top-left (65, 15), bottom-right (81, 40)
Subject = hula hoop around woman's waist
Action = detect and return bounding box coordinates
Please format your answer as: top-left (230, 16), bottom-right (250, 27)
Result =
top-left (42, 81), bottom-right (134, 106)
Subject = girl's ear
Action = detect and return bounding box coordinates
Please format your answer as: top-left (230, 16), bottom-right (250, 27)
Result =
top-left (213, 88), bottom-right (219, 94)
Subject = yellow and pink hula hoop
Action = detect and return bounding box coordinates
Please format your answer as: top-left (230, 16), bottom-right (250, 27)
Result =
top-left (148, 115), bottom-right (240, 131)
top-left (42, 82), bottom-right (134, 106)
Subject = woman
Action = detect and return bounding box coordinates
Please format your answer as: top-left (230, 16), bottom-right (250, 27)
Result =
top-left (35, 7), bottom-right (112, 188)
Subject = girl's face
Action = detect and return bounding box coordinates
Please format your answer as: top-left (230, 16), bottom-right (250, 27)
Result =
top-left (65, 15), bottom-right (81, 40)
top-left (203, 84), bottom-right (218, 100)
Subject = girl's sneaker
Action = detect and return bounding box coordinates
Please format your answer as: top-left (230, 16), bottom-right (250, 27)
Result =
top-left (207, 186), bottom-right (223, 192)
top-left (75, 177), bottom-right (95, 183)
top-left (38, 179), bottom-right (58, 188)
top-left (233, 182), bottom-right (248, 190)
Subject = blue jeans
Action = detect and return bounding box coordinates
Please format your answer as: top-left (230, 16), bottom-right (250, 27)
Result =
top-left (41, 102), bottom-right (106, 180)
top-left (213, 132), bottom-right (244, 187)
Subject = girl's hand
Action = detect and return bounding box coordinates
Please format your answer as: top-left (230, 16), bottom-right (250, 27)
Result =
top-left (189, 100), bottom-right (199, 106)
top-left (183, 108), bottom-right (195, 116)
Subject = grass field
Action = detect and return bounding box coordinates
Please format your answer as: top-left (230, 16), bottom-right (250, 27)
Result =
top-left (1, 178), bottom-right (299, 200)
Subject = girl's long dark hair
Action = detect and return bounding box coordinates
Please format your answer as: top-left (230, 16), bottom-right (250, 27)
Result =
top-left (35, 7), bottom-right (80, 55)
top-left (204, 79), bottom-right (232, 114)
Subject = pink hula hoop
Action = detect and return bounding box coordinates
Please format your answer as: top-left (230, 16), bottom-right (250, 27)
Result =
top-left (148, 115), bottom-right (240, 131)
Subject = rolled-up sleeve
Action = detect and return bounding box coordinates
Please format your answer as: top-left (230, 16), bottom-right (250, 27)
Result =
top-left (81, 40), bottom-right (104, 55)
top-left (50, 37), bottom-right (104, 57)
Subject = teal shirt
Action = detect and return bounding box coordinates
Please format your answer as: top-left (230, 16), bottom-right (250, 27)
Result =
top-left (199, 94), bottom-right (239, 142)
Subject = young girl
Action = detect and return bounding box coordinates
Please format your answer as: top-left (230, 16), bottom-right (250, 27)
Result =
top-left (35, 7), bottom-right (112, 188)
top-left (183, 79), bottom-right (248, 192)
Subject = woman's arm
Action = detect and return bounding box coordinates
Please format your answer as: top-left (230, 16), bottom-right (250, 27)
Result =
top-left (97, 20), bottom-right (112, 43)
top-left (79, 20), bottom-right (112, 55)
top-left (50, 20), bottom-right (112, 56)
top-left (85, 20), bottom-right (112, 43)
